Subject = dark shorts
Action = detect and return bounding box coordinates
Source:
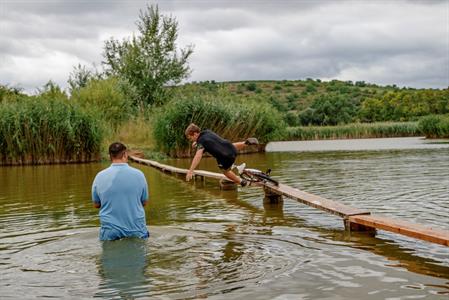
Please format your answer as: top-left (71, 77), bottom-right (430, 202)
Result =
top-left (217, 154), bottom-right (236, 171)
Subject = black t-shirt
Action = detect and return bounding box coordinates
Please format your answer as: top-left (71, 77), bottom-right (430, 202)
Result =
top-left (196, 130), bottom-right (237, 161)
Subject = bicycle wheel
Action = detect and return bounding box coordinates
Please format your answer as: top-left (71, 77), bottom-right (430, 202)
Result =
top-left (253, 172), bottom-right (279, 186)
top-left (240, 172), bottom-right (259, 183)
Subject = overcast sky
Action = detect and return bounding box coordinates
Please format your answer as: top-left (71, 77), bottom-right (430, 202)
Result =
top-left (1, 0), bottom-right (448, 93)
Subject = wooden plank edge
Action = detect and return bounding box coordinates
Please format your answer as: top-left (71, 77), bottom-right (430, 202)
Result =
top-left (266, 184), bottom-right (370, 218)
top-left (348, 214), bottom-right (449, 246)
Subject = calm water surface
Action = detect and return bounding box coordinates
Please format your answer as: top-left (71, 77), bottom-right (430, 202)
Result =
top-left (1, 138), bottom-right (449, 299)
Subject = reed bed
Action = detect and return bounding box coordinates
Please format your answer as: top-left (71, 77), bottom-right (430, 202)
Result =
top-left (0, 97), bottom-right (103, 165)
top-left (153, 96), bottom-right (286, 157)
top-left (286, 122), bottom-right (419, 140)
top-left (418, 115), bottom-right (449, 138)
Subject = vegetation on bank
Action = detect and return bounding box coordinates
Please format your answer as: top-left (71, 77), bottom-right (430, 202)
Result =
top-left (286, 122), bottom-right (419, 141)
top-left (173, 80), bottom-right (448, 126)
top-left (0, 93), bottom-right (102, 165)
top-left (1, 4), bottom-right (448, 165)
top-left (1, 76), bottom-right (448, 164)
top-left (153, 96), bottom-right (285, 157)
top-left (418, 115), bottom-right (449, 138)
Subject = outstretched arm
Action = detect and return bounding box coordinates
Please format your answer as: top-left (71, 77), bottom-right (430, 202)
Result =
top-left (186, 148), bottom-right (204, 181)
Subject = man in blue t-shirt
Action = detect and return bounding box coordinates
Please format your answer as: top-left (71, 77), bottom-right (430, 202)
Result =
top-left (92, 142), bottom-right (149, 241)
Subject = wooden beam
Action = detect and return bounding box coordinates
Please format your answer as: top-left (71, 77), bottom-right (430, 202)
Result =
top-left (348, 214), bottom-right (449, 246)
top-left (265, 183), bottom-right (371, 218)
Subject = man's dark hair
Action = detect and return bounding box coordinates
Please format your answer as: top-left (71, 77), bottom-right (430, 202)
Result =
top-left (109, 142), bottom-right (127, 159)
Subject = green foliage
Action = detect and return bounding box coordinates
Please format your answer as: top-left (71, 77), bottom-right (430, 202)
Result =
top-left (103, 4), bottom-right (193, 107)
top-left (305, 83), bottom-right (317, 93)
top-left (269, 96), bottom-right (288, 112)
top-left (286, 93), bottom-right (298, 110)
top-left (67, 64), bottom-right (97, 93)
top-left (287, 122), bottom-right (418, 140)
top-left (246, 82), bottom-right (257, 91)
top-left (153, 96), bottom-right (286, 156)
top-left (418, 115), bottom-right (449, 138)
top-left (298, 94), bottom-right (358, 126)
top-left (359, 90), bottom-right (449, 122)
top-left (38, 81), bottom-right (68, 101)
top-left (273, 84), bottom-right (282, 91)
top-left (70, 77), bottom-right (135, 129)
top-left (284, 111), bottom-right (299, 126)
top-left (0, 96), bottom-right (103, 165)
top-left (168, 80), bottom-right (448, 128)
top-left (0, 84), bottom-right (25, 103)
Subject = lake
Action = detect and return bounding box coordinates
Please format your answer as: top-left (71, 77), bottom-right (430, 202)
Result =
top-left (1, 137), bottom-right (448, 299)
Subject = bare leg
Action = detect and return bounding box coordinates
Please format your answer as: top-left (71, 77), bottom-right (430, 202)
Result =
top-left (233, 142), bottom-right (246, 151)
top-left (223, 170), bottom-right (242, 184)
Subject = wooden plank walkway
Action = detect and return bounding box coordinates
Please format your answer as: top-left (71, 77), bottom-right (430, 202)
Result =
top-left (129, 155), bottom-right (449, 247)
top-left (264, 183), bottom-right (370, 218)
top-left (348, 214), bottom-right (449, 246)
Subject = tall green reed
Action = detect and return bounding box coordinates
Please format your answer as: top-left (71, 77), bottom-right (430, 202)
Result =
top-left (418, 115), bottom-right (449, 138)
top-left (0, 96), bottom-right (103, 165)
top-left (153, 96), bottom-right (286, 157)
top-left (286, 122), bottom-right (419, 140)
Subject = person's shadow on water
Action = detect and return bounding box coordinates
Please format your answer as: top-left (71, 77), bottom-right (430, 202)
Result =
top-left (95, 238), bottom-right (149, 299)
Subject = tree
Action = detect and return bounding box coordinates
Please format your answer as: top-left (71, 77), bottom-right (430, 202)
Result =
top-left (67, 64), bottom-right (95, 93)
top-left (37, 81), bottom-right (68, 100)
top-left (298, 94), bottom-right (357, 126)
top-left (103, 5), bottom-right (193, 107)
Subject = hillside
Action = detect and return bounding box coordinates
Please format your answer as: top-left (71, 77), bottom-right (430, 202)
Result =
top-left (172, 79), bottom-right (448, 126)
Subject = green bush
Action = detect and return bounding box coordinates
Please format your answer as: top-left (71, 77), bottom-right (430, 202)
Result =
top-left (71, 78), bottom-right (135, 129)
top-left (246, 82), bottom-right (257, 91)
top-left (0, 97), bottom-right (103, 165)
top-left (298, 94), bottom-right (358, 125)
top-left (153, 96), bottom-right (286, 156)
top-left (418, 115), bottom-right (449, 138)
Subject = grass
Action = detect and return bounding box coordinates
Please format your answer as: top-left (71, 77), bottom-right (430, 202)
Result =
top-left (286, 122), bottom-right (420, 140)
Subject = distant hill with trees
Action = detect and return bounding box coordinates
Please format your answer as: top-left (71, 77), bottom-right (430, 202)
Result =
top-left (171, 79), bottom-right (448, 127)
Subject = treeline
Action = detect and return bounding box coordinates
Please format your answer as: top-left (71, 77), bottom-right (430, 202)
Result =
top-left (173, 79), bottom-right (449, 126)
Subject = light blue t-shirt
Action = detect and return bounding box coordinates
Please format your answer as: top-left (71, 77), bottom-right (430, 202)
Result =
top-left (92, 163), bottom-right (149, 240)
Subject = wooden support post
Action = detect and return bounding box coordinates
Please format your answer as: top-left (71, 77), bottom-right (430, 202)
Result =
top-left (194, 174), bottom-right (205, 182)
top-left (263, 201), bottom-right (284, 218)
top-left (263, 186), bottom-right (283, 204)
top-left (219, 179), bottom-right (237, 190)
top-left (344, 217), bottom-right (376, 235)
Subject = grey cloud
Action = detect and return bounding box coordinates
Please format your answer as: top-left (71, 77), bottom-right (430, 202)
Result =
top-left (0, 0), bottom-right (447, 92)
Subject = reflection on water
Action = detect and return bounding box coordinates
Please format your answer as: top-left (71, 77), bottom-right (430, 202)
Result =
top-left (1, 140), bottom-right (449, 299)
top-left (96, 238), bottom-right (149, 299)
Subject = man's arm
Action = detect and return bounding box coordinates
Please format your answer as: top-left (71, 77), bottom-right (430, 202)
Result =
top-left (186, 148), bottom-right (204, 181)
top-left (141, 177), bottom-right (149, 207)
top-left (92, 182), bottom-right (101, 208)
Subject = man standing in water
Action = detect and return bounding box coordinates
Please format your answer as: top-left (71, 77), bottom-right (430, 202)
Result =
top-left (184, 123), bottom-right (258, 187)
top-left (92, 142), bottom-right (149, 241)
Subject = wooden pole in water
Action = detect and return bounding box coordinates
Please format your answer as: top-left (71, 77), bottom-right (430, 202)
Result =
top-left (263, 186), bottom-right (283, 204)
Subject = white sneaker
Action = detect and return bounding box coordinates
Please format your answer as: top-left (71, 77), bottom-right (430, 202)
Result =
top-left (236, 163), bottom-right (246, 174)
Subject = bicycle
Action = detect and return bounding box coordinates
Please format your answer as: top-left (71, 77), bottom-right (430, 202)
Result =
top-left (233, 163), bottom-right (279, 186)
